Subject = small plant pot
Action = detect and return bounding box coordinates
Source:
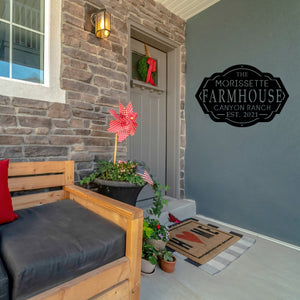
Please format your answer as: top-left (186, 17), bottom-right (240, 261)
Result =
top-left (159, 256), bottom-right (177, 273)
top-left (141, 258), bottom-right (156, 275)
top-left (147, 239), bottom-right (167, 251)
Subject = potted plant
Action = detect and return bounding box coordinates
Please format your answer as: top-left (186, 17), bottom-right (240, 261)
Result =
top-left (143, 181), bottom-right (169, 249)
top-left (143, 217), bottom-right (169, 250)
top-left (158, 248), bottom-right (177, 273)
top-left (80, 160), bottom-right (146, 206)
top-left (79, 101), bottom-right (159, 206)
top-left (141, 242), bottom-right (159, 275)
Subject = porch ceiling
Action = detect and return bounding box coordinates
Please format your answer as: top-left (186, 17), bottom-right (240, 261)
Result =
top-left (155, 0), bottom-right (220, 20)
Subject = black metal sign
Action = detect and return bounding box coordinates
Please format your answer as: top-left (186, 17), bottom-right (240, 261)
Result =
top-left (195, 65), bottom-right (289, 127)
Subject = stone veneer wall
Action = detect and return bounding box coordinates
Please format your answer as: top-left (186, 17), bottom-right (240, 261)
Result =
top-left (0, 0), bottom-right (186, 197)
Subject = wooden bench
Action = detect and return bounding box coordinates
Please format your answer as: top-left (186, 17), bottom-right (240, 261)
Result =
top-left (7, 160), bottom-right (143, 300)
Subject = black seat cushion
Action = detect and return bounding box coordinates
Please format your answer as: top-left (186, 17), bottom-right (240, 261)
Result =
top-left (0, 200), bottom-right (126, 300)
top-left (0, 257), bottom-right (9, 300)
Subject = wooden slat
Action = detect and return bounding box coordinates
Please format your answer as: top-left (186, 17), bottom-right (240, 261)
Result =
top-left (28, 257), bottom-right (130, 300)
top-left (126, 217), bottom-right (143, 299)
top-left (64, 185), bottom-right (143, 220)
top-left (8, 161), bottom-right (67, 177)
top-left (12, 190), bottom-right (66, 210)
top-left (64, 161), bottom-right (75, 185)
top-left (8, 174), bottom-right (65, 192)
top-left (91, 281), bottom-right (129, 300)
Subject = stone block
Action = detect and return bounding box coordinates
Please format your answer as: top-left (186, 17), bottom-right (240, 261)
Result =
top-left (35, 128), bottom-right (50, 135)
top-left (62, 34), bottom-right (81, 48)
top-left (62, 13), bottom-right (83, 28)
top-left (0, 96), bottom-right (10, 105)
top-left (0, 147), bottom-right (22, 158)
top-left (67, 91), bottom-right (82, 100)
top-left (83, 137), bottom-right (114, 147)
top-left (94, 76), bottom-right (110, 88)
top-left (0, 136), bottom-right (23, 145)
top-left (73, 129), bottom-right (91, 135)
top-left (77, 162), bottom-right (93, 170)
top-left (63, 46), bottom-right (98, 64)
top-left (18, 116), bottom-right (51, 128)
top-left (18, 108), bottom-right (47, 116)
top-left (53, 129), bottom-right (74, 135)
top-left (70, 59), bottom-right (87, 70)
top-left (50, 136), bottom-right (82, 145)
top-left (62, 66), bottom-right (93, 83)
top-left (5, 128), bottom-right (32, 135)
top-left (70, 119), bottom-right (83, 128)
top-left (12, 97), bottom-right (48, 110)
top-left (24, 136), bottom-right (48, 145)
top-left (24, 146), bottom-right (68, 157)
top-left (97, 58), bottom-right (117, 69)
top-left (72, 109), bottom-right (105, 121)
top-left (70, 152), bottom-right (93, 162)
top-left (63, 0), bottom-right (84, 19)
top-left (48, 103), bottom-right (71, 119)
top-left (53, 120), bottom-right (69, 128)
top-left (62, 79), bottom-right (99, 96)
top-left (70, 100), bottom-right (93, 111)
top-left (0, 106), bottom-right (15, 114)
top-left (82, 94), bottom-right (97, 104)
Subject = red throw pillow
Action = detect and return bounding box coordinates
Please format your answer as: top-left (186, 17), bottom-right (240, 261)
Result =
top-left (0, 159), bottom-right (18, 224)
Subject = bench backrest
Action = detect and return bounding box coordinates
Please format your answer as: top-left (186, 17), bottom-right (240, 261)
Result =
top-left (8, 161), bottom-right (74, 210)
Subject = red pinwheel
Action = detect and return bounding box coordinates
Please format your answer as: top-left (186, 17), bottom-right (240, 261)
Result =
top-left (108, 101), bottom-right (138, 142)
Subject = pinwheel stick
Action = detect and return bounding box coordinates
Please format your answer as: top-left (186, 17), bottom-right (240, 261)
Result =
top-left (113, 133), bottom-right (118, 164)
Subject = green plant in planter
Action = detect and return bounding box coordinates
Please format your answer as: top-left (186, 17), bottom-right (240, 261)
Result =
top-left (80, 160), bottom-right (145, 186)
top-left (142, 242), bottom-right (159, 265)
top-left (159, 248), bottom-right (174, 262)
top-left (143, 217), bottom-right (169, 242)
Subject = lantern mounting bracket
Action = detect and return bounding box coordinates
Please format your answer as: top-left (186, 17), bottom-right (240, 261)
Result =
top-left (84, 2), bottom-right (105, 33)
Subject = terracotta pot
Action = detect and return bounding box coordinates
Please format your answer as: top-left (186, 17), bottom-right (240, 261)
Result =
top-left (94, 178), bottom-right (144, 206)
top-left (147, 239), bottom-right (167, 251)
top-left (141, 258), bottom-right (156, 275)
top-left (159, 256), bottom-right (177, 273)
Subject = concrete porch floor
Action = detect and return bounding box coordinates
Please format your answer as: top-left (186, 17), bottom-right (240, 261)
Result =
top-left (140, 201), bottom-right (300, 300)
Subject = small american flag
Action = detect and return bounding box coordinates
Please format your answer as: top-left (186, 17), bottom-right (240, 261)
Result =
top-left (136, 165), bottom-right (153, 186)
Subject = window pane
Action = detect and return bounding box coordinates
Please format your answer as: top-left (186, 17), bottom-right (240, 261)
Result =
top-left (0, 21), bottom-right (10, 78)
top-left (13, 0), bottom-right (44, 32)
top-left (0, 0), bottom-right (10, 21)
top-left (132, 51), bottom-right (158, 86)
top-left (12, 26), bottom-right (44, 83)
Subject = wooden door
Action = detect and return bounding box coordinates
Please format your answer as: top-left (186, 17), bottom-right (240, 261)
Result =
top-left (129, 38), bottom-right (167, 203)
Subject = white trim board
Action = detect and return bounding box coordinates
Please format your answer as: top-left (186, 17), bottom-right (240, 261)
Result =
top-left (197, 214), bottom-right (300, 251)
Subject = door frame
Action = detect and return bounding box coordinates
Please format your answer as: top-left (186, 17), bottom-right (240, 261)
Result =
top-left (128, 20), bottom-right (181, 198)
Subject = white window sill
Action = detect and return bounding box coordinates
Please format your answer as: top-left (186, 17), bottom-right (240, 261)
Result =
top-left (0, 77), bottom-right (65, 103)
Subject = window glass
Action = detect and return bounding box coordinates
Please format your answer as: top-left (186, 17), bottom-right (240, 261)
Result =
top-left (0, 0), bottom-right (44, 83)
top-left (0, 21), bottom-right (10, 77)
top-left (0, 0), bottom-right (10, 21)
top-left (13, 0), bottom-right (43, 32)
top-left (12, 26), bottom-right (44, 83)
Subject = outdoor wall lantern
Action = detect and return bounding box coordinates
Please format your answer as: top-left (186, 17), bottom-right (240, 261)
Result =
top-left (91, 9), bottom-right (111, 39)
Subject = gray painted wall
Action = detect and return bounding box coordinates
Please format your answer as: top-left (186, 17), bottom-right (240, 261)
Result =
top-left (185, 0), bottom-right (300, 246)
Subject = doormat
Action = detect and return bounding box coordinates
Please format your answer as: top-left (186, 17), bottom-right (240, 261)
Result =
top-left (167, 218), bottom-right (256, 275)
top-left (167, 218), bottom-right (241, 265)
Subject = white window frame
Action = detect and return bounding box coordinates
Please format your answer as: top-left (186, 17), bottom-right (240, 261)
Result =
top-left (0, 0), bottom-right (65, 103)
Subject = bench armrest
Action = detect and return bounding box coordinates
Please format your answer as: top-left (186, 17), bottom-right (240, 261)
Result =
top-left (63, 184), bottom-right (143, 297)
